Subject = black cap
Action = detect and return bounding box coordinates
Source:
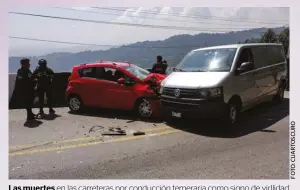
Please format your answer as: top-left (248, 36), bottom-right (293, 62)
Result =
top-left (20, 58), bottom-right (30, 64)
top-left (157, 55), bottom-right (162, 61)
top-left (38, 59), bottom-right (47, 65)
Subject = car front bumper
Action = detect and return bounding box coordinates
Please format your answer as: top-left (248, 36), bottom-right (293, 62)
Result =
top-left (160, 96), bottom-right (227, 119)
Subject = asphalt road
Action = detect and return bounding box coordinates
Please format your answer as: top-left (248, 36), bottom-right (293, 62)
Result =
top-left (9, 92), bottom-right (290, 179)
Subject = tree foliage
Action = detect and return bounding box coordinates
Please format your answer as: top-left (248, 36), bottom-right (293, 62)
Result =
top-left (244, 27), bottom-right (289, 56)
top-left (278, 28), bottom-right (289, 56)
top-left (260, 29), bottom-right (278, 43)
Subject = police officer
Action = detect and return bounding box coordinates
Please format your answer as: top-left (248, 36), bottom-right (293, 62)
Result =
top-left (15, 58), bottom-right (36, 121)
top-left (32, 59), bottom-right (55, 115)
top-left (151, 55), bottom-right (168, 74)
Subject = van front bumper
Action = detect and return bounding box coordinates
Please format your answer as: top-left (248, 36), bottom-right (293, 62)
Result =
top-left (160, 96), bottom-right (227, 119)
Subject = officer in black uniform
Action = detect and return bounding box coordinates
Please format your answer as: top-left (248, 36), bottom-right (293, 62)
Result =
top-left (32, 59), bottom-right (55, 115)
top-left (151, 55), bottom-right (168, 74)
top-left (15, 58), bottom-right (36, 121)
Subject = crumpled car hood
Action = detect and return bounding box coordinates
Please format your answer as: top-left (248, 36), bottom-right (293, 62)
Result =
top-left (143, 73), bottom-right (166, 84)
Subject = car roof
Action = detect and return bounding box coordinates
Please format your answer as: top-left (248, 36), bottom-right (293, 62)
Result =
top-left (77, 61), bottom-right (131, 68)
top-left (192, 43), bottom-right (282, 52)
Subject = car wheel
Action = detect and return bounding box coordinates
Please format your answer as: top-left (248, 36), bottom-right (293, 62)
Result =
top-left (223, 101), bottom-right (240, 129)
top-left (136, 98), bottom-right (153, 118)
top-left (273, 82), bottom-right (285, 104)
top-left (68, 95), bottom-right (83, 113)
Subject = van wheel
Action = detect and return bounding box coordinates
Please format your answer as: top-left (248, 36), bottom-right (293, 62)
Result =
top-left (135, 98), bottom-right (153, 118)
top-left (273, 83), bottom-right (285, 104)
top-left (223, 101), bottom-right (241, 129)
top-left (68, 95), bottom-right (83, 113)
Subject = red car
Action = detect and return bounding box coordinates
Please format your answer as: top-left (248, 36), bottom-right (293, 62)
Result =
top-left (66, 61), bottom-right (166, 117)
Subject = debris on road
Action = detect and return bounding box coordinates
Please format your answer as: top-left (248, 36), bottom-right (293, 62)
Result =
top-left (101, 132), bottom-right (126, 136)
top-left (102, 127), bottom-right (126, 136)
top-left (133, 131), bottom-right (146, 136)
top-left (89, 125), bottom-right (104, 133)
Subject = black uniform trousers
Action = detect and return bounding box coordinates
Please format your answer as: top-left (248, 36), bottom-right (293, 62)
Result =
top-left (37, 86), bottom-right (53, 110)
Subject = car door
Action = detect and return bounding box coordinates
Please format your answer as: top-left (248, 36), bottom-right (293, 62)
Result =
top-left (100, 67), bottom-right (137, 110)
top-left (234, 47), bottom-right (260, 108)
top-left (78, 67), bottom-right (106, 107)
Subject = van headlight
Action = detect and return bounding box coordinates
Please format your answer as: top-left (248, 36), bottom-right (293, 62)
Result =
top-left (198, 87), bottom-right (222, 98)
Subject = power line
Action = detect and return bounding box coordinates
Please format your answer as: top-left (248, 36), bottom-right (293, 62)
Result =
top-left (9, 36), bottom-right (205, 49)
top-left (9, 36), bottom-right (116, 47)
top-left (93, 7), bottom-right (288, 24)
top-left (9, 12), bottom-right (256, 32)
top-left (54, 7), bottom-right (277, 28)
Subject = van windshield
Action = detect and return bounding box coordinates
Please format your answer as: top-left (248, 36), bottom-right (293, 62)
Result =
top-left (175, 48), bottom-right (237, 72)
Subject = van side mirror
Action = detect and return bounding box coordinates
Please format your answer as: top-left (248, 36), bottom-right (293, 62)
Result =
top-left (236, 62), bottom-right (254, 74)
top-left (117, 78), bottom-right (125, 84)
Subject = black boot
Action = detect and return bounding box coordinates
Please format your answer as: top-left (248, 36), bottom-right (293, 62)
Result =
top-left (26, 112), bottom-right (35, 121)
top-left (38, 108), bottom-right (44, 116)
top-left (49, 108), bottom-right (55, 114)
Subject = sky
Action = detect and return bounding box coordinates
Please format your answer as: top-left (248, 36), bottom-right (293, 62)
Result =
top-left (8, 7), bottom-right (289, 57)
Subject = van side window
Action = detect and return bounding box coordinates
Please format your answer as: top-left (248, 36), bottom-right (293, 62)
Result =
top-left (267, 46), bottom-right (286, 65)
top-left (79, 67), bottom-right (96, 78)
top-left (252, 46), bottom-right (268, 69)
top-left (236, 48), bottom-right (254, 68)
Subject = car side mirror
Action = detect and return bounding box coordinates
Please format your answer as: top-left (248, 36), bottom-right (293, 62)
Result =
top-left (236, 62), bottom-right (254, 74)
top-left (117, 78), bottom-right (125, 84)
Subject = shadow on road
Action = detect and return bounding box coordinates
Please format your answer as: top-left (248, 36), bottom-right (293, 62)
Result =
top-left (68, 108), bottom-right (164, 124)
top-left (167, 98), bottom-right (289, 138)
top-left (38, 114), bottom-right (62, 121)
top-left (23, 120), bottom-right (43, 128)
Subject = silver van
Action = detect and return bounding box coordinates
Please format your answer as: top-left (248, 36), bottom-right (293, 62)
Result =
top-left (160, 43), bottom-right (287, 127)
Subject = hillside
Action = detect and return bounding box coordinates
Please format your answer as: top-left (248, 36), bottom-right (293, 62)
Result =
top-left (9, 27), bottom-right (286, 73)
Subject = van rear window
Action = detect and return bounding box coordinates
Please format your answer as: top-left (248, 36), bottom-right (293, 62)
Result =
top-left (268, 46), bottom-right (285, 64)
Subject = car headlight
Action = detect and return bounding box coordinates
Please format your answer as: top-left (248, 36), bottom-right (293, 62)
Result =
top-left (159, 86), bottom-right (164, 94)
top-left (198, 87), bottom-right (222, 98)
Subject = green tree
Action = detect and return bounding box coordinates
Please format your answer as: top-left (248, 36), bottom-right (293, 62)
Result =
top-left (244, 38), bottom-right (260, 43)
top-left (260, 29), bottom-right (278, 43)
top-left (278, 27), bottom-right (289, 56)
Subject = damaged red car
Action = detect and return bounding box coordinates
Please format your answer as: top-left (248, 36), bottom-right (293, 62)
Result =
top-left (66, 61), bottom-right (166, 117)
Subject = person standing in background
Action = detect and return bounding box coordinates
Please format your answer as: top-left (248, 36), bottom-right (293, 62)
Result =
top-left (151, 55), bottom-right (168, 74)
top-left (15, 58), bottom-right (36, 121)
top-left (33, 59), bottom-right (55, 116)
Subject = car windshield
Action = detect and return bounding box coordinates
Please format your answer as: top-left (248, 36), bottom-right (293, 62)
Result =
top-left (175, 48), bottom-right (237, 72)
top-left (123, 64), bottom-right (150, 80)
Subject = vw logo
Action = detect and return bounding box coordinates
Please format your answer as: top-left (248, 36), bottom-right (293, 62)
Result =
top-left (174, 89), bottom-right (180, 97)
